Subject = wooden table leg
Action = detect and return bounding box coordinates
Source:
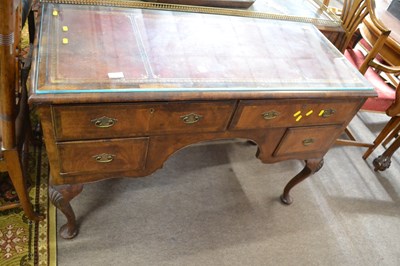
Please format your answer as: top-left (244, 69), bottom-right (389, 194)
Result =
top-left (49, 184), bottom-right (83, 239)
top-left (280, 158), bottom-right (324, 205)
top-left (373, 136), bottom-right (400, 171)
top-left (4, 150), bottom-right (45, 221)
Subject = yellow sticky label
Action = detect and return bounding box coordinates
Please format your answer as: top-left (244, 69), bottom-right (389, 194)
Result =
top-left (293, 111), bottom-right (301, 117)
top-left (318, 110), bottom-right (324, 116)
top-left (62, 38), bottom-right (69, 44)
top-left (53, 10), bottom-right (58, 16)
top-left (306, 110), bottom-right (313, 116)
top-left (62, 26), bottom-right (69, 32)
top-left (296, 115), bottom-right (303, 122)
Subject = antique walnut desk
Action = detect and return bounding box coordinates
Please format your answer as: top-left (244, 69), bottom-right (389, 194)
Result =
top-left (30, 3), bottom-right (375, 239)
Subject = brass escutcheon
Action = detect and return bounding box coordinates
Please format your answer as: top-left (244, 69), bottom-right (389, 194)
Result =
top-left (321, 108), bottom-right (336, 118)
top-left (91, 116), bottom-right (117, 128)
top-left (302, 138), bottom-right (315, 146)
top-left (262, 110), bottom-right (279, 120)
top-left (180, 113), bottom-right (203, 124)
top-left (93, 153), bottom-right (115, 163)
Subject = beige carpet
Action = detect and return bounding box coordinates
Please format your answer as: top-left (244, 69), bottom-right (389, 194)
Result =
top-left (56, 111), bottom-right (400, 265)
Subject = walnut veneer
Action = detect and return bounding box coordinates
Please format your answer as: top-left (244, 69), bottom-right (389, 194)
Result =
top-left (30, 4), bottom-right (375, 239)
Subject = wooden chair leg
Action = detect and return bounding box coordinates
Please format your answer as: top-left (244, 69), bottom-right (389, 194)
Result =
top-left (363, 116), bottom-right (400, 159)
top-left (373, 136), bottom-right (400, 171)
top-left (28, 11), bottom-right (35, 44)
top-left (382, 118), bottom-right (400, 147)
top-left (3, 150), bottom-right (43, 221)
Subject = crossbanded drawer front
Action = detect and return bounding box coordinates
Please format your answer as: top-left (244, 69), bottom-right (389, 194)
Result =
top-left (53, 104), bottom-right (151, 140)
top-left (52, 101), bottom-right (235, 140)
top-left (57, 137), bottom-right (148, 175)
top-left (273, 125), bottom-right (342, 157)
top-left (230, 99), bottom-right (361, 130)
top-left (144, 101), bottom-right (235, 133)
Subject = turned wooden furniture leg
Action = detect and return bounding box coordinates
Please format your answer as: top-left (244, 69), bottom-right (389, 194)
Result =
top-left (382, 119), bottom-right (400, 147)
top-left (49, 184), bottom-right (83, 239)
top-left (373, 136), bottom-right (400, 171)
top-left (280, 158), bottom-right (324, 205)
top-left (4, 150), bottom-right (44, 221)
top-left (363, 116), bottom-right (400, 160)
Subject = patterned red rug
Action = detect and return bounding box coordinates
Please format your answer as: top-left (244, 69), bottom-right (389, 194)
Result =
top-left (0, 143), bottom-right (56, 266)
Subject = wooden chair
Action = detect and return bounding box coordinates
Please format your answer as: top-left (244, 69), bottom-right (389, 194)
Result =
top-left (363, 82), bottom-right (400, 161)
top-left (0, 0), bottom-right (42, 220)
top-left (328, 0), bottom-right (389, 53)
top-left (333, 0), bottom-right (400, 152)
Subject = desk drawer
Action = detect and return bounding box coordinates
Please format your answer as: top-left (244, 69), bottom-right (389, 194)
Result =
top-left (230, 99), bottom-right (360, 130)
top-left (52, 101), bottom-right (235, 140)
top-left (57, 137), bottom-right (148, 175)
top-left (273, 125), bottom-right (342, 157)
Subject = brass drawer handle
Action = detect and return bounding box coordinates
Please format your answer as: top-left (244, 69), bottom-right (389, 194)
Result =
top-left (262, 110), bottom-right (279, 120)
top-left (91, 116), bottom-right (118, 128)
top-left (93, 153), bottom-right (115, 163)
top-left (320, 108), bottom-right (336, 118)
top-left (302, 138), bottom-right (315, 146)
top-left (180, 113), bottom-right (203, 124)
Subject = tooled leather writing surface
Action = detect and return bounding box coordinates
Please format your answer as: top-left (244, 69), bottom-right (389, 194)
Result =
top-left (37, 4), bottom-right (370, 93)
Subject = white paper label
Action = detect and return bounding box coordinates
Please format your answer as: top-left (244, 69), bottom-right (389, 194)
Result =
top-left (108, 72), bottom-right (125, 79)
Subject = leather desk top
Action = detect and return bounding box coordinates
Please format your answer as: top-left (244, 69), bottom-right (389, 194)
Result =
top-left (30, 3), bottom-right (374, 103)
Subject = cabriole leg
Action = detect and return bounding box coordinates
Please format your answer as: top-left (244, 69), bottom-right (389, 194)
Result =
top-left (280, 158), bottom-right (324, 205)
top-left (49, 184), bottom-right (83, 239)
